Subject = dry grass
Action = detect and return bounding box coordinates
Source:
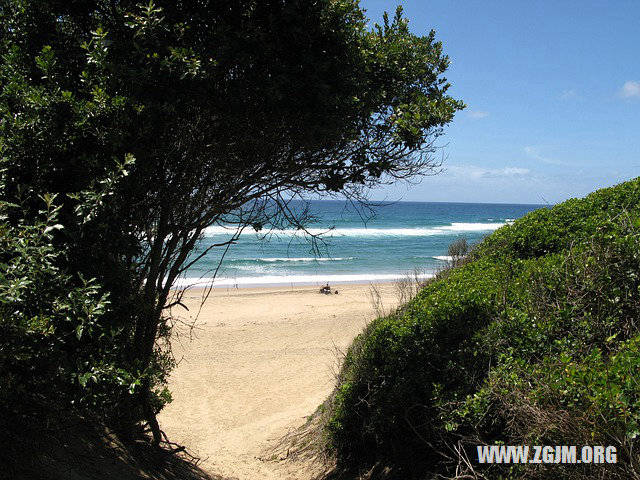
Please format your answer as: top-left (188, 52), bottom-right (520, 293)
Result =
top-left (394, 267), bottom-right (430, 305)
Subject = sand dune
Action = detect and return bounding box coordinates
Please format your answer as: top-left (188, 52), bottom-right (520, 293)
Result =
top-left (159, 283), bottom-right (399, 480)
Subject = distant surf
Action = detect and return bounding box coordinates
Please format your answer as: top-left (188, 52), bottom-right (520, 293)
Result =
top-left (230, 257), bottom-right (353, 263)
top-left (203, 222), bottom-right (507, 238)
top-left (182, 200), bottom-right (542, 287)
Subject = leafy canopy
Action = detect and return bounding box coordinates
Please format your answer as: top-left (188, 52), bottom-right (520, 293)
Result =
top-left (0, 0), bottom-right (462, 443)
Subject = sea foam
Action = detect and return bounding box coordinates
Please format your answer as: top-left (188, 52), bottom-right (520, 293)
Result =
top-left (203, 222), bottom-right (506, 238)
top-left (232, 257), bottom-right (352, 263)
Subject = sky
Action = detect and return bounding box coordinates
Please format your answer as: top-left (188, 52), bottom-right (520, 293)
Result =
top-left (360, 0), bottom-right (640, 204)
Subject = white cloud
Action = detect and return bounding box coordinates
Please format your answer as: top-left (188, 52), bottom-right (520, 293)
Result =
top-left (560, 89), bottom-right (576, 99)
top-left (445, 165), bottom-right (529, 179)
top-left (524, 146), bottom-right (576, 167)
top-left (524, 146), bottom-right (552, 163)
top-left (468, 110), bottom-right (489, 118)
top-left (498, 167), bottom-right (530, 176)
top-left (619, 81), bottom-right (640, 98)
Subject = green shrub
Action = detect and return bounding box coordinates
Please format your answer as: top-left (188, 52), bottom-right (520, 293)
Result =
top-left (325, 178), bottom-right (640, 479)
top-left (0, 191), bottom-right (146, 427)
top-left (475, 178), bottom-right (640, 260)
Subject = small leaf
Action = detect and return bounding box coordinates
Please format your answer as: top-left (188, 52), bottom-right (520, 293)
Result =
top-left (44, 224), bottom-right (64, 234)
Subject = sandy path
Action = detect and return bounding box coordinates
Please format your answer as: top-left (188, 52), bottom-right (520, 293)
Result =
top-left (158, 284), bottom-right (398, 480)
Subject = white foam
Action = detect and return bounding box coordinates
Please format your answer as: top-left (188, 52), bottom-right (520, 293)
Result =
top-left (172, 272), bottom-right (434, 288)
top-left (203, 222), bottom-right (506, 238)
top-left (432, 255), bottom-right (454, 261)
top-left (237, 257), bottom-right (352, 263)
top-left (432, 222), bottom-right (506, 232)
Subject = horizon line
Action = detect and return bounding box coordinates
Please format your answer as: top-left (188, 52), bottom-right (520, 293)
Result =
top-left (283, 197), bottom-right (550, 207)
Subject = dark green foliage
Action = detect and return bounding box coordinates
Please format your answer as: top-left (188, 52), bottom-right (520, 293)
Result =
top-left (0, 193), bottom-right (139, 418)
top-left (475, 180), bottom-right (640, 260)
top-left (0, 0), bottom-right (462, 444)
top-left (326, 178), bottom-right (640, 479)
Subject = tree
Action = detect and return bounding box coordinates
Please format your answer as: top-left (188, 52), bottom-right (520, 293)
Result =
top-left (0, 0), bottom-right (463, 445)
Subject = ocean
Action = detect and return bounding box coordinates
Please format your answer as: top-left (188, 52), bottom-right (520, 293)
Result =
top-left (176, 200), bottom-right (543, 288)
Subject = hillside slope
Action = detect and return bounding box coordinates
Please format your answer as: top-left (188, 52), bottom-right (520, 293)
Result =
top-left (323, 178), bottom-right (640, 479)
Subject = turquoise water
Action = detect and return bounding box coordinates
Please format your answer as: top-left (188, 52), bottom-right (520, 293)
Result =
top-left (178, 200), bottom-right (543, 287)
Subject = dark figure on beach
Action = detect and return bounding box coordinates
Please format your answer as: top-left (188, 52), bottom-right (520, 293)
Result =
top-left (320, 283), bottom-right (332, 295)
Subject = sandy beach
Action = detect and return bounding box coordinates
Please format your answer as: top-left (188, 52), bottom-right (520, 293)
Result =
top-left (158, 283), bottom-right (399, 480)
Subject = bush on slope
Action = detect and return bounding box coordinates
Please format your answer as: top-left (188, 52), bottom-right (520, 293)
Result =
top-left (326, 178), bottom-right (640, 479)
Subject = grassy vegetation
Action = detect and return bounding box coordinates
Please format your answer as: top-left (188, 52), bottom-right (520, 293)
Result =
top-left (324, 178), bottom-right (640, 479)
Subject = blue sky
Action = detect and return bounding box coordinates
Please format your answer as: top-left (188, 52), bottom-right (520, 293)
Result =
top-left (361, 0), bottom-right (639, 204)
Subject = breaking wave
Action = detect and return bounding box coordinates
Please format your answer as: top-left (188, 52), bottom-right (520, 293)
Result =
top-left (203, 222), bottom-right (507, 238)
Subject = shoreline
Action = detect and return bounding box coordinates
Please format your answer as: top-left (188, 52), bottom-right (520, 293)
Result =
top-left (171, 274), bottom-right (433, 290)
top-left (172, 279), bottom-right (398, 291)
